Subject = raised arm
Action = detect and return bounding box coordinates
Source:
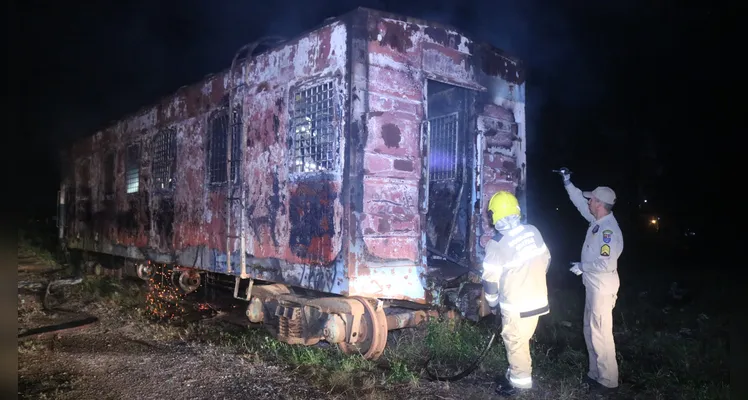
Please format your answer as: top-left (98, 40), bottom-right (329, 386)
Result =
top-left (565, 181), bottom-right (595, 223)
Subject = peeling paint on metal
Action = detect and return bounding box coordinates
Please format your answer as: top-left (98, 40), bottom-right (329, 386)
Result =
top-left (61, 8), bottom-right (527, 308)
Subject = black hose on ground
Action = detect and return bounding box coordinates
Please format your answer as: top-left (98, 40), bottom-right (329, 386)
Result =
top-left (423, 331), bottom-right (498, 382)
top-left (423, 247), bottom-right (498, 381)
top-left (18, 315), bottom-right (99, 338)
top-left (18, 277), bottom-right (99, 339)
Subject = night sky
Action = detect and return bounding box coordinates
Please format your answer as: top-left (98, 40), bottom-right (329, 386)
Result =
top-left (19, 0), bottom-right (718, 263)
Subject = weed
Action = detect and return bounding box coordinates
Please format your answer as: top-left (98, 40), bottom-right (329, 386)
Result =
top-left (18, 229), bottom-right (58, 266)
top-left (23, 255), bottom-right (728, 400)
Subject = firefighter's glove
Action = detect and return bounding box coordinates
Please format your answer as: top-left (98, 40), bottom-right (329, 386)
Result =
top-left (569, 262), bottom-right (583, 276)
top-left (483, 280), bottom-right (500, 312)
top-left (486, 294), bottom-right (500, 309)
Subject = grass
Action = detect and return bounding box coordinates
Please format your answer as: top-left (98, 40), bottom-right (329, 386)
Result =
top-left (527, 280), bottom-right (730, 400)
top-left (18, 228), bottom-right (58, 266)
top-left (81, 275), bottom-right (727, 400)
top-left (19, 229), bottom-right (729, 400)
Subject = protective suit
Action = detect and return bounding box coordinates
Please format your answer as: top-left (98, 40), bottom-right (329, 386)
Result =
top-left (564, 179), bottom-right (623, 390)
top-left (481, 191), bottom-right (551, 395)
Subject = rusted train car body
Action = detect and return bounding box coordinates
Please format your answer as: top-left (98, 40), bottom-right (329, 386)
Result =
top-left (58, 8), bottom-right (526, 359)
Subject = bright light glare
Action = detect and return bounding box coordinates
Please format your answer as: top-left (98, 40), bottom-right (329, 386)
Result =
top-left (650, 219), bottom-right (657, 224)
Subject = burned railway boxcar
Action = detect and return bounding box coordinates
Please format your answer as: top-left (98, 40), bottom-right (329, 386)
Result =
top-left (58, 8), bottom-right (527, 359)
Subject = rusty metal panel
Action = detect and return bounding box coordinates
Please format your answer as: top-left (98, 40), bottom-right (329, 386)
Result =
top-left (368, 17), bottom-right (483, 91)
top-left (477, 111), bottom-right (519, 249)
top-left (244, 86), bottom-right (287, 260)
top-left (240, 21), bottom-right (349, 272)
top-left (63, 20), bottom-right (350, 287)
top-left (357, 14), bottom-right (426, 303)
top-left (60, 8), bottom-right (527, 307)
top-left (422, 42), bottom-right (480, 90)
top-left (352, 11), bottom-right (526, 304)
top-left (475, 106), bottom-right (526, 262)
top-left (351, 15), bottom-right (425, 303)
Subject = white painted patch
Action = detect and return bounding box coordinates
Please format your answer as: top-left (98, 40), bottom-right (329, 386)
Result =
top-left (458, 36), bottom-right (472, 53)
top-left (247, 22), bottom-right (346, 87)
top-left (422, 47), bottom-right (473, 83)
top-left (369, 52), bottom-right (410, 71)
top-left (201, 80), bottom-right (212, 96)
top-left (486, 145), bottom-right (514, 157)
top-left (349, 263), bottom-right (426, 301)
top-left (327, 23), bottom-right (348, 72)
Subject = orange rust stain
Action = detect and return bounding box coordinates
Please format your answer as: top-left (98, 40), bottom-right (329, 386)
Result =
top-left (307, 236), bottom-right (333, 263)
top-left (206, 192), bottom-right (227, 250)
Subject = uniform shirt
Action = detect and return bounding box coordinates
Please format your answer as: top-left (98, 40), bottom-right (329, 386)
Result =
top-left (565, 182), bottom-right (623, 295)
top-left (482, 223), bottom-right (551, 317)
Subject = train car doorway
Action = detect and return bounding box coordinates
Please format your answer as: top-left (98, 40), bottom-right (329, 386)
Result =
top-left (424, 80), bottom-right (476, 268)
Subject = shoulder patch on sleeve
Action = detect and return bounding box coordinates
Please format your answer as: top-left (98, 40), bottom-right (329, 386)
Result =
top-left (600, 244), bottom-right (611, 257)
top-left (602, 230), bottom-right (613, 243)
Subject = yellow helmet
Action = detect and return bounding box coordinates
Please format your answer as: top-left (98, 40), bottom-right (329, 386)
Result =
top-left (487, 191), bottom-right (521, 225)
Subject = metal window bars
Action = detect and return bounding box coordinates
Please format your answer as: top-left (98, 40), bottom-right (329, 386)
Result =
top-left (290, 81), bottom-right (337, 173)
top-left (208, 110), bottom-right (228, 184)
top-left (229, 107), bottom-right (242, 182)
top-left (428, 112), bottom-right (459, 181)
top-left (208, 107), bottom-right (242, 184)
top-left (208, 108), bottom-right (241, 184)
top-left (152, 128), bottom-right (177, 190)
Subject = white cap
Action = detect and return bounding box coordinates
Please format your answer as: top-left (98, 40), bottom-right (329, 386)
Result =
top-left (583, 186), bottom-right (616, 205)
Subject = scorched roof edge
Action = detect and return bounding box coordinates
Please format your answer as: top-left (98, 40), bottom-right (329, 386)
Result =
top-left (67, 7), bottom-right (522, 149)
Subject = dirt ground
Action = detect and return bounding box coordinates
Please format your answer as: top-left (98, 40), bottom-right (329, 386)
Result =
top-left (19, 249), bottom-right (730, 400)
top-left (17, 258), bottom-right (501, 400)
top-left (18, 258), bottom-right (327, 400)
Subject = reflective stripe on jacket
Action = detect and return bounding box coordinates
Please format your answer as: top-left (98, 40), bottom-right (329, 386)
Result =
top-left (482, 224), bottom-right (551, 317)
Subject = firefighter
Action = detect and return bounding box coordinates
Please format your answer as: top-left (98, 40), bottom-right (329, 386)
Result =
top-left (557, 167), bottom-right (622, 394)
top-left (482, 190), bottom-right (551, 396)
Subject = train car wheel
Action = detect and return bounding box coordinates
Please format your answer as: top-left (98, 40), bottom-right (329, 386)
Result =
top-left (171, 269), bottom-right (201, 294)
top-left (136, 263), bottom-right (154, 281)
top-left (338, 297), bottom-right (388, 360)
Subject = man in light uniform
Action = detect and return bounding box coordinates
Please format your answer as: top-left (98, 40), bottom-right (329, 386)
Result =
top-left (481, 191), bottom-right (551, 396)
top-left (558, 168), bottom-right (623, 393)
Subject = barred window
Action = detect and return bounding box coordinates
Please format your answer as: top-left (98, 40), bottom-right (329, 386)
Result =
top-left (208, 107), bottom-right (242, 184)
top-left (152, 128), bottom-right (177, 190)
top-left (126, 144), bottom-right (140, 194)
top-left (428, 112), bottom-right (459, 181)
top-left (290, 81), bottom-right (337, 173)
